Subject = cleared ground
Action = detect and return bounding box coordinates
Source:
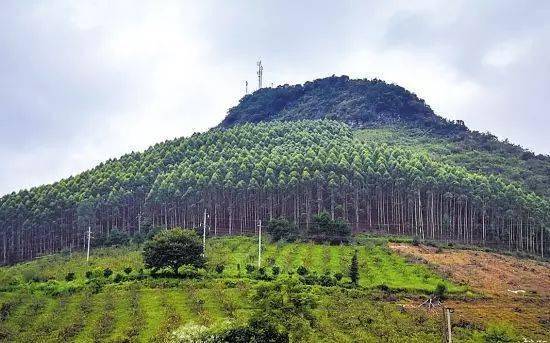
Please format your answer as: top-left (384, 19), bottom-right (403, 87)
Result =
top-left (389, 243), bottom-right (550, 340)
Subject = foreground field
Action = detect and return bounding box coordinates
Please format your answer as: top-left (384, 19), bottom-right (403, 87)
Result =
top-left (0, 236), bottom-right (547, 342)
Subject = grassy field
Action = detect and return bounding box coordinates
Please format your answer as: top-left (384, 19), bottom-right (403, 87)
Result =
top-left (0, 236), bottom-right (538, 342)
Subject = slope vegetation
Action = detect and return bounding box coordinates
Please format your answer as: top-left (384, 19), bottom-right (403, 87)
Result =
top-left (1, 121), bottom-right (547, 264)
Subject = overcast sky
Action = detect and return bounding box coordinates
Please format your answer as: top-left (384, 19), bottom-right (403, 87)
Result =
top-left (1, 0), bottom-right (549, 196)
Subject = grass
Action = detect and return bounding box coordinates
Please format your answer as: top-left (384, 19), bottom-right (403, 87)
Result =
top-left (0, 235), bottom-right (534, 342)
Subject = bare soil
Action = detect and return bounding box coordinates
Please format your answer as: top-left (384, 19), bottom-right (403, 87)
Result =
top-left (389, 243), bottom-right (550, 297)
top-left (389, 243), bottom-right (550, 340)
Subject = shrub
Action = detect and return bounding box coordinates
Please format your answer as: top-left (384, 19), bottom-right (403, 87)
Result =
top-left (245, 264), bottom-right (255, 274)
top-left (334, 272), bottom-right (343, 281)
top-left (65, 272), bottom-right (76, 282)
top-left (434, 283), bottom-right (447, 300)
top-left (297, 265), bottom-right (308, 276)
top-left (113, 273), bottom-right (124, 283)
top-left (318, 274), bottom-right (336, 287)
top-left (309, 212), bottom-right (351, 242)
top-left (215, 264), bottom-right (225, 274)
top-left (124, 267), bottom-right (133, 275)
top-left (103, 268), bottom-right (113, 278)
top-left (267, 218), bottom-right (297, 241)
top-left (85, 270), bottom-right (93, 279)
top-left (271, 265), bottom-right (280, 277)
top-left (377, 284), bottom-right (390, 293)
top-left (483, 323), bottom-right (518, 343)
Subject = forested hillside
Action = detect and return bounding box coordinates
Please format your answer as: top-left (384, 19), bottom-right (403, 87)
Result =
top-left (1, 120), bottom-right (548, 264)
top-left (222, 75), bottom-right (550, 199)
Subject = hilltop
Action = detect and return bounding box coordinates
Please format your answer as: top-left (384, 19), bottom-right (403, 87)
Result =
top-left (222, 75), bottom-right (550, 198)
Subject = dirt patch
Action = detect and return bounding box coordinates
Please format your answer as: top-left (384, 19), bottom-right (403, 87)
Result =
top-left (390, 244), bottom-right (550, 340)
top-left (389, 243), bottom-right (550, 298)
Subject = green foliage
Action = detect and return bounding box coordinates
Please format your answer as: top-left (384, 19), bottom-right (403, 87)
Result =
top-left (0, 237), bottom-right (544, 342)
top-left (103, 268), bottom-right (113, 278)
top-left (350, 250), bottom-right (359, 285)
top-left (267, 218), bottom-right (297, 242)
top-left (221, 76), bottom-right (451, 132)
top-left (296, 265), bottom-right (308, 276)
top-left (123, 267), bottom-right (132, 275)
top-left (250, 278), bottom-right (317, 342)
top-left (65, 272), bottom-right (75, 282)
top-left (271, 265), bottom-right (280, 277)
top-left (1, 119), bottom-right (548, 265)
top-left (434, 283), bottom-right (447, 300)
top-left (245, 264), bottom-right (255, 274)
top-left (215, 264), bottom-right (225, 274)
top-left (334, 272), bottom-right (343, 281)
top-left (483, 323), bottom-right (518, 343)
top-left (309, 212), bottom-right (352, 242)
top-left (113, 273), bottom-right (124, 283)
top-left (142, 228), bottom-right (205, 275)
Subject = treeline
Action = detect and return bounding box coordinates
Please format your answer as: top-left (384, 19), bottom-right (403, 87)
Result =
top-left (0, 121), bottom-right (548, 264)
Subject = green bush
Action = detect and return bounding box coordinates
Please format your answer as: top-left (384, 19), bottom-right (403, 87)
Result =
top-left (334, 272), bottom-right (343, 281)
top-left (215, 264), bottom-right (225, 274)
top-left (124, 267), bottom-right (133, 275)
top-left (297, 265), bottom-right (308, 276)
top-left (271, 265), bottom-right (280, 276)
top-left (65, 272), bottom-right (76, 282)
top-left (245, 264), bottom-right (255, 274)
top-left (113, 273), bottom-right (124, 283)
top-left (483, 323), bottom-right (518, 343)
top-left (103, 268), bottom-right (113, 278)
top-left (267, 217), bottom-right (297, 242)
top-left (85, 270), bottom-right (93, 279)
top-left (434, 283), bottom-right (447, 300)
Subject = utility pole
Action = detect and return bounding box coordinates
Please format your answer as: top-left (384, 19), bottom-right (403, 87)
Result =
top-left (258, 220), bottom-right (262, 268)
top-left (245, 80), bottom-right (248, 94)
top-left (257, 60), bottom-right (263, 89)
top-left (444, 307), bottom-right (454, 343)
top-left (202, 209), bottom-right (207, 257)
top-left (86, 226), bottom-right (91, 262)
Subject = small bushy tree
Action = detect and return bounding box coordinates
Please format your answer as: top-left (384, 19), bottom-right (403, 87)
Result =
top-left (142, 228), bottom-right (205, 275)
top-left (267, 218), bottom-right (297, 241)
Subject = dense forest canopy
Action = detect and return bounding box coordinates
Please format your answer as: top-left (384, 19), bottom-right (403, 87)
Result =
top-left (1, 120), bottom-right (548, 264)
top-left (222, 75), bottom-right (550, 199)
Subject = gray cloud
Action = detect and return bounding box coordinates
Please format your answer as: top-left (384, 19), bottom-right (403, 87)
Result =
top-left (0, 0), bottom-right (549, 195)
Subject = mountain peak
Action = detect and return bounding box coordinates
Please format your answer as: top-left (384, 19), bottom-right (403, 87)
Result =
top-left (220, 75), bottom-right (467, 134)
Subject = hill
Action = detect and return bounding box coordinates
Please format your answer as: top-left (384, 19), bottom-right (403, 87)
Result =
top-left (1, 76), bottom-right (549, 265)
top-left (222, 76), bottom-right (550, 198)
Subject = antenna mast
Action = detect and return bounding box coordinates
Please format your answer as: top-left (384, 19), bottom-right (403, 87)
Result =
top-left (257, 60), bottom-right (263, 89)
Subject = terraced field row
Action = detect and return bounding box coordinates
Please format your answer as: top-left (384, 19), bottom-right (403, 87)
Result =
top-left (0, 281), bottom-right (250, 343)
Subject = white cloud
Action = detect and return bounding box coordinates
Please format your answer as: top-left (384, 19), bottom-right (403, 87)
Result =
top-left (482, 39), bottom-right (532, 68)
